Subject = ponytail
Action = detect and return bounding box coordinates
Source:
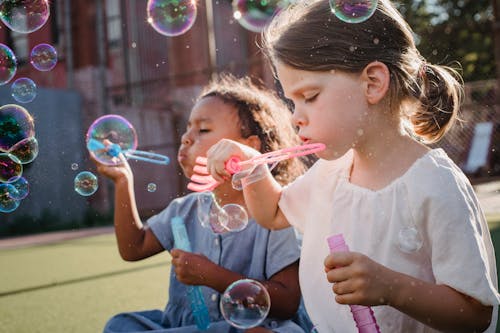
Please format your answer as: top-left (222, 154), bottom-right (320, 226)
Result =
top-left (408, 63), bottom-right (463, 143)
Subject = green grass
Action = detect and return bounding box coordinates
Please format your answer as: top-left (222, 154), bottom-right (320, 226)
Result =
top-left (0, 234), bottom-right (170, 333)
top-left (1, 219), bottom-right (500, 333)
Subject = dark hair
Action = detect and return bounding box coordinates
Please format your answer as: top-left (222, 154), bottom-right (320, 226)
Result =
top-left (198, 73), bottom-right (306, 185)
top-left (262, 0), bottom-right (463, 143)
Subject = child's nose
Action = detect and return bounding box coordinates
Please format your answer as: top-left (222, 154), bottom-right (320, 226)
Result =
top-left (181, 133), bottom-right (192, 145)
top-left (292, 108), bottom-right (306, 127)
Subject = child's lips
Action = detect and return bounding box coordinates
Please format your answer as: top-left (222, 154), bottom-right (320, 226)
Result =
top-left (299, 136), bottom-right (311, 144)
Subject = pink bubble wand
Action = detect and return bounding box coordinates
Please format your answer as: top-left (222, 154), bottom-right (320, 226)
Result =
top-left (187, 143), bottom-right (325, 192)
top-left (327, 234), bottom-right (381, 333)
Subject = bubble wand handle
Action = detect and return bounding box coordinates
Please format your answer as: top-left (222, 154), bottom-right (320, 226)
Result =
top-left (171, 216), bottom-right (211, 331)
top-left (327, 234), bottom-right (381, 333)
top-left (87, 139), bottom-right (170, 165)
top-left (124, 149), bottom-right (170, 165)
top-left (225, 142), bottom-right (325, 173)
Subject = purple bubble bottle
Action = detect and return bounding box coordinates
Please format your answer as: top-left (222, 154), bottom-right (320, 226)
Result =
top-left (327, 234), bottom-right (381, 333)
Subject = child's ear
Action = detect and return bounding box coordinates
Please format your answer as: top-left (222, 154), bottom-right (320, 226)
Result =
top-left (243, 135), bottom-right (261, 151)
top-left (362, 61), bottom-right (390, 104)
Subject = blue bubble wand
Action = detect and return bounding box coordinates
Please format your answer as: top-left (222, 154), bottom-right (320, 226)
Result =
top-left (87, 138), bottom-right (170, 165)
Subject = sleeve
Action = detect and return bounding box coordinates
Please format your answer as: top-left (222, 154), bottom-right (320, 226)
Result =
top-left (265, 227), bottom-right (301, 278)
top-left (408, 162), bottom-right (500, 307)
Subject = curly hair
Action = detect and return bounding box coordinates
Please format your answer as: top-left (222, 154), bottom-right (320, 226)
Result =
top-left (198, 73), bottom-right (306, 185)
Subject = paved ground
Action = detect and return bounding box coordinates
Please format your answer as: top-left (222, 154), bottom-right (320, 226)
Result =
top-left (0, 180), bottom-right (499, 250)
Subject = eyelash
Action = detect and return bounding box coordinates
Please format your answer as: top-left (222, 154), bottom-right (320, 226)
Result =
top-left (199, 129), bottom-right (210, 133)
top-left (304, 94), bottom-right (318, 103)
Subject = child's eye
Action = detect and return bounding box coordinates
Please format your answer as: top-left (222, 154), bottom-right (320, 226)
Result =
top-left (304, 93), bottom-right (318, 103)
top-left (199, 128), bottom-right (210, 133)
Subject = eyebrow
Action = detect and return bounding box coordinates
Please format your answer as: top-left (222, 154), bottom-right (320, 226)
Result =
top-left (187, 117), bottom-right (213, 126)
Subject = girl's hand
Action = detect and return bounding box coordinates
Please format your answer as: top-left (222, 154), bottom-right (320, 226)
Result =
top-left (324, 251), bottom-right (393, 307)
top-left (90, 140), bottom-right (133, 183)
top-left (206, 138), bottom-right (261, 183)
top-left (171, 249), bottom-right (215, 286)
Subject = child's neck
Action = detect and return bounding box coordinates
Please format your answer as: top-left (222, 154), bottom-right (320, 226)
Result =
top-left (350, 134), bottom-right (428, 191)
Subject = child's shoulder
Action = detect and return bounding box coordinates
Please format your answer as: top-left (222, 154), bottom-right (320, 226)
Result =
top-left (405, 148), bottom-right (474, 201)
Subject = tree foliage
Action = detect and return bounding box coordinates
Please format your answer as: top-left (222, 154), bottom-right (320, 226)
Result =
top-left (396, 0), bottom-right (494, 82)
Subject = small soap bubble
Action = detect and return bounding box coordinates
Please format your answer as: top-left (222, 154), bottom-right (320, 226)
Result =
top-left (232, 0), bottom-right (289, 33)
top-left (146, 0), bottom-right (197, 37)
top-left (71, 163), bottom-right (79, 171)
top-left (9, 176), bottom-right (29, 200)
top-left (30, 43), bottom-right (58, 71)
top-left (220, 203), bottom-right (248, 232)
top-left (86, 114), bottom-right (137, 166)
top-left (0, 183), bottom-right (20, 213)
top-left (9, 136), bottom-right (39, 164)
top-left (0, 104), bottom-right (35, 151)
top-left (397, 226), bottom-right (423, 253)
top-left (0, 43), bottom-right (17, 85)
top-left (147, 182), bottom-right (157, 192)
top-left (0, 153), bottom-right (23, 183)
top-left (220, 279), bottom-right (271, 329)
top-left (74, 171), bottom-right (98, 196)
top-left (196, 192), bottom-right (223, 233)
top-left (0, 0), bottom-right (50, 33)
top-left (329, 0), bottom-right (378, 23)
top-left (11, 77), bottom-right (37, 103)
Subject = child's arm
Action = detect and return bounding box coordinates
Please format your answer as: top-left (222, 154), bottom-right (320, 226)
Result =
top-left (94, 154), bottom-right (163, 261)
top-left (171, 249), bottom-right (301, 319)
top-left (206, 139), bottom-right (291, 230)
top-left (324, 251), bottom-right (493, 332)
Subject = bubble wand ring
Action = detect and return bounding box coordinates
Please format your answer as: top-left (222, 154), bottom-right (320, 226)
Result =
top-left (86, 115), bottom-right (170, 166)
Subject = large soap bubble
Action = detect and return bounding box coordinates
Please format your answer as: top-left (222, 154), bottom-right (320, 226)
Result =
top-left (0, 43), bottom-right (17, 85)
top-left (220, 279), bottom-right (271, 329)
top-left (0, 0), bottom-right (50, 33)
top-left (0, 104), bottom-right (35, 151)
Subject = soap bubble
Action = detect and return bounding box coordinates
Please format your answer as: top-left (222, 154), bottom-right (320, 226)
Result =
top-left (220, 279), bottom-right (271, 329)
top-left (0, 153), bottom-right (23, 183)
top-left (329, 0), bottom-right (378, 23)
top-left (86, 114), bottom-right (137, 166)
top-left (0, 43), bottom-right (17, 85)
top-left (8, 136), bottom-right (39, 164)
top-left (146, 0), bottom-right (197, 37)
top-left (74, 171), bottom-right (98, 196)
top-left (232, 0), bottom-right (289, 33)
top-left (219, 203), bottom-right (248, 232)
top-left (397, 226), bottom-right (423, 253)
top-left (8, 176), bottom-right (29, 200)
top-left (11, 77), bottom-right (37, 103)
top-left (71, 163), bottom-right (79, 171)
top-left (0, 0), bottom-right (50, 33)
top-left (0, 104), bottom-right (35, 151)
top-left (30, 43), bottom-right (58, 71)
top-left (0, 183), bottom-right (20, 213)
top-left (147, 182), bottom-right (157, 192)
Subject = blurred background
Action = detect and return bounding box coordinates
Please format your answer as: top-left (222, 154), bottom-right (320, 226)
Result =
top-left (0, 0), bottom-right (498, 237)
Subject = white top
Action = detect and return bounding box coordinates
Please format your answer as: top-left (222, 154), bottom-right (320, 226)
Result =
top-left (279, 148), bottom-right (500, 333)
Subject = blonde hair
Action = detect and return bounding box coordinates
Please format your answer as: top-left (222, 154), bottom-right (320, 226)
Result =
top-left (198, 73), bottom-right (306, 185)
top-left (262, 0), bottom-right (463, 143)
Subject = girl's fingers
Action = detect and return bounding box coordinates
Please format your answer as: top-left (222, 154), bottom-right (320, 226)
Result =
top-left (324, 251), bottom-right (353, 269)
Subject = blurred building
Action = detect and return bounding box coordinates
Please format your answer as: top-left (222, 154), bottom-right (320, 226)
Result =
top-left (0, 0), bottom-right (498, 233)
